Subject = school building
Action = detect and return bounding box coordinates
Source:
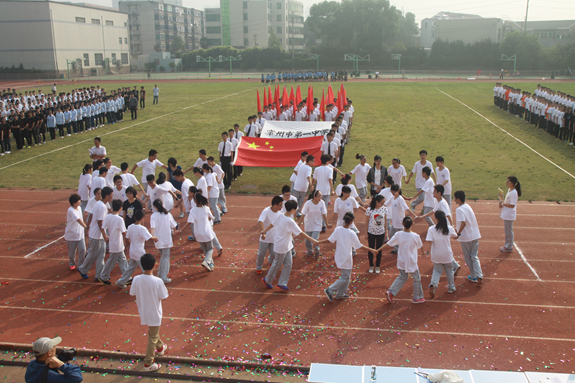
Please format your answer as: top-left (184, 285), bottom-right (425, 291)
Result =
top-left (204, 0), bottom-right (305, 52)
top-left (0, 0), bottom-right (130, 74)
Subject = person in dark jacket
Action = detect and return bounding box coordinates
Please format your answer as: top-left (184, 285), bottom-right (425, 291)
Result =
top-left (25, 336), bottom-right (83, 383)
top-left (129, 93), bottom-right (138, 120)
top-left (367, 155), bottom-right (388, 197)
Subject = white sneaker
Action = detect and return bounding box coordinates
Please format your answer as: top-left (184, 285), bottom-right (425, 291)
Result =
top-left (375, 267), bottom-right (381, 274)
top-left (143, 363), bottom-right (160, 372)
top-left (155, 344), bottom-right (167, 355)
top-left (368, 266), bottom-right (374, 273)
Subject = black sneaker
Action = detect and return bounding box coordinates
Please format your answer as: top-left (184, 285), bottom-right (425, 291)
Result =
top-left (324, 288), bottom-right (334, 302)
top-left (98, 278), bottom-right (111, 285)
top-left (126, 278), bottom-right (133, 286)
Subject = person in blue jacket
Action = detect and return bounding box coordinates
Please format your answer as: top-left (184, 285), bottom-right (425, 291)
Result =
top-left (25, 337), bottom-right (83, 383)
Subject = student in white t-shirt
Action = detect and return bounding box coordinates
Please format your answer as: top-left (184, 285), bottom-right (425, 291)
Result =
top-left (298, 190), bottom-right (329, 257)
top-left (116, 209), bottom-right (158, 288)
top-left (364, 195), bottom-right (387, 274)
top-left (180, 192), bottom-right (216, 271)
top-left (289, 151), bottom-right (307, 191)
top-left (99, 199), bottom-right (128, 284)
top-left (90, 167), bottom-right (108, 199)
top-left (255, 196), bottom-right (284, 274)
top-left (388, 158), bottom-right (407, 188)
top-left (129, 253), bottom-right (169, 372)
top-left (435, 156), bottom-right (452, 208)
top-left (406, 166), bottom-right (434, 226)
top-left (120, 162), bottom-right (148, 200)
top-left (499, 176), bottom-right (521, 253)
top-left (207, 157), bottom-right (227, 214)
top-left (454, 191), bottom-right (483, 284)
top-left (150, 199), bottom-right (178, 284)
top-left (202, 163), bottom-right (222, 224)
top-left (320, 212), bottom-right (376, 302)
top-left (78, 164), bottom-right (93, 213)
top-left (65, 194), bottom-right (87, 271)
top-left (425, 211), bottom-right (458, 297)
top-left (335, 174), bottom-right (364, 207)
top-left (131, 150), bottom-right (168, 207)
top-left (293, 155), bottom-right (315, 216)
top-left (313, 154), bottom-right (335, 230)
top-left (385, 185), bottom-right (418, 254)
top-left (405, 150), bottom-right (436, 212)
top-left (349, 154), bottom-right (371, 202)
top-left (378, 176), bottom-right (394, 239)
top-left (261, 200), bottom-right (318, 290)
top-left (379, 216), bottom-right (425, 304)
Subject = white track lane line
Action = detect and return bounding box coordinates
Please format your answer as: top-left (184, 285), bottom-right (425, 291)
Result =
top-left (1, 305), bottom-right (574, 342)
top-left (24, 235), bottom-right (65, 258)
top-left (515, 242), bottom-right (542, 281)
top-left (436, 88), bottom-right (575, 181)
top-left (0, 87), bottom-right (254, 172)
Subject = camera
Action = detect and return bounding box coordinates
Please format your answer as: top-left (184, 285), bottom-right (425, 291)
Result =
top-left (56, 348), bottom-right (77, 363)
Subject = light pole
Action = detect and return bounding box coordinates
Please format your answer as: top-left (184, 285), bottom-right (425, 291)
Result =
top-left (196, 56), bottom-right (217, 77)
top-left (344, 54), bottom-right (370, 73)
top-left (500, 54), bottom-right (517, 76)
top-left (309, 54), bottom-right (320, 71)
top-left (218, 55), bottom-right (242, 77)
top-left (391, 54), bottom-right (401, 75)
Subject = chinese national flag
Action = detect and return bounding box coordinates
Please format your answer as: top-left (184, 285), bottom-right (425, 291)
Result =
top-left (256, 90), bottom-right (261, 113)
top-left (233, 136), bottom-right (323, 167)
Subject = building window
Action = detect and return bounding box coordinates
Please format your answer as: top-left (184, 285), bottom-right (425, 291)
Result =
top-left (243, 13), bottom-right (248, 21)
top-left (277, 26), bottom-right (282, 34)
top-left (244, 37), bottom-right (249, 46)
top-left (277, 14), bottom-right (282, 22)
top-left (207, 38), bottom-right (221, 46)
top-left (75, 17), bottom-right (86, 23)
top-left (244, 26), bottom-right (248, 33)
top-left (92, 18), bottom-right (100, 24)
top-left (206, 13), bottom-right (220, 22)
top-left (111, 53), bottom-right (117, 64)
top-left (119, 37), bottom-right (122, 44)
top-left (106, 20), bottom-right (113, 26)
top-left (277, 2), bottom-right (281, 9)
top-left (121, 53), bottom-right (128, 64)
top-left (124, 22), bottom-right (127, 26)
top-left (268, 14), bottom-right (272, 21)
top-left (206, 26), bottom-right (221, 34)
top-left (94, 53), bottom-right (103, 66)
top-left (83, 53), bottom-right (89, 66)
top-left (288, 3), bottom-right (303, 12)
top-left (243, 1), bottom-right (247, 8)
top-left (125, 37), bottom-right (128, 44)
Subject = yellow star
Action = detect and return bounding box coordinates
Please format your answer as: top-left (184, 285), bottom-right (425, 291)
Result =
top-left (269, 146), bottom-right (274, 150)
top-left (265, 142), bottom-right (270, 145)
top-left (247, 142), bottom-right (260, 149)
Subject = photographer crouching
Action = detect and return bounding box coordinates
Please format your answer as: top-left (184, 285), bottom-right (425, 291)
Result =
top-left (25, 337), bottom-right (83, 383)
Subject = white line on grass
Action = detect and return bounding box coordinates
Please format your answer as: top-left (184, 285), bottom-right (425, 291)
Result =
top-left (515, 242), bottom-right (542, 281)
top-left (436, 88), bottom-right (575, 181)
top-left (0, 87), bottom-right (254, 172)
top-left (1, 305), bottom-right (575, 342)
top-left (24, 235), bottom-right (65, 259)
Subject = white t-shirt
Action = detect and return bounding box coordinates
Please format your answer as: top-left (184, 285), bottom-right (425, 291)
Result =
top-left (158, 181), bottom-right (177, 211)
top-left (328, 226), bottom-right (362, 270)
top-left (273, 214), bottom-right (302, 254)
top-left (205, 172), bottom-right (220, 198)
top-left (148, 184), bottom-right (171, 213)
top-left (90, 145), bottom-right (106, 162)
top-left (500, 189), bottom-right (518, 221)
top-left (301, 200), bottom-right (327, 232)
top-left (89, 200), bottom-right (108, 240)
top-left (130, 274), bottom-right (169, 327)
top-left (85, 197), bottom-right (97, 214)
top-left (102, 214), bottom-right (126, 253)
top-left (412, 160), bottom-right (434, 189)
top-left (137, 158), bottom-right (164, 184)
top-left (433, 198), bottom-right (451, 217)
top-left (426, 225), bottom-right (457, 264)
top-left (333, 197), bottom-right (359, 227)
top-left (313, 166), bottom-right (333, 196)
top-left (387, 231), bottom-right (422, 273)
top-left (150, 212), bottom-right (177, 249)
top-left (90, 176), bottom-right (107, 199)
top-left (113, 185), bottom-right (128, 202)
top-left (196, 176), bottom-right (208, 198)
top-left (435, 166), bottom-right (452, 195)
top-left (365, 206), bottom-right (387, 235)
top-left (258, 206), bottom-right (281, 244)
top-left (456, 203), bottom-right (481, 242)
top-left (386, 195), bottom-right (409, 229)
top-left (293, 164), bottom-right (312, 192)
top-left (121, 173), bottom-right (140, 188)
top-left (388, 165), bottom-right (407, 187)
top-left (65, 206), bottom-right (84, 241)
top-left (126, 224), bottom-right (152, 260)
top-left (280, 195), bottom-right (298, 217)
top-left (181, 178), bottom-right (194, 212)
top-left (351, 163), bottom-right (371, 189)
top-left (422, 178), bottom-right (435, 208)
top-left (105, 165), bottom-right (122, 187)
top-left (78, 174), bottom-right (92, 201)
top-left (289, 160), bottom-right (303, 183)
top-left (212, 164), bottom-right (225, 189)
top-left (335, 184), bottom-right (359, 199)
top-left (188, 206), bottom-right (215, 243)
top-left (378, 187), bottom-right (393, 206)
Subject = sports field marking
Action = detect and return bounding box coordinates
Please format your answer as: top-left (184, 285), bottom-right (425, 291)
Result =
top-left (23, 235), bottom-right (65, 259)
top-left (1, 305), bottom-right (574, 342)
top-left (0, 87), bottom-right (255, 172)
top-left (436, 88), bottom-right (575, 181)
top-left (515, 242), bottom-right (542, 282)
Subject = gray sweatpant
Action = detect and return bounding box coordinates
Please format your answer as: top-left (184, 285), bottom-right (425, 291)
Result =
top-left (389, 269), bottom-right (424, 300)
top-left (461, 239), bottom-right (482, 279)
top-left (292, 190), bottom-right (306, 214)
top-left (443, 194), bottom-right (452, 209)
top-left (116, 259), bottom-right (143, 286)
top-left (100, 251), bottom-right (128, 281)
top-left (305, 231), bottom-right (320, 256)
top-left (410, 188), bottom-right (424, 211)
top-left (327, 268), bottom-right (351, 298)
top-left (389, 226), bottom-right (401, 251)
top-left (504, 220), bottom-right (514, 249)
top-left (256, 241), bottom-right (275, 270)
top-left (79, 238), bottom-right (106, 279)
top-left (218, 189), bottom-right (227, 212)
top-left (429, 262), bottom-right (455, 291)
top-left (209, 197), bottom-right (221, 222)
top-left (67, 239), bottom-right (86, 267)
top-left (264, 251), bottom-right (293, 287)
top-left (158, 248), bottom-right (171, 281)
top-left (422, 205), bottom-right (434, 227)
top-left (200, 241), bottom-right (214, 266)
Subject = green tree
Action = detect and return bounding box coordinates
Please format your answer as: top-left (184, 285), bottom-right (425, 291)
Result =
top-left (159, 65), bottom-right (165, 72)
top-left (500, 31), bottom-right (542, 70)
top-left (170, 36), bottom-right (185, 53)
top-left (144, 61), bottom-right (157, 72)
top-left (169, 61), bottom-right (176, 72)
top-left (200, 37), bottom-right (209, 49)
top-left (268, 30), bottom-right (282, 50)
top-left (176, 62), bottom-right (183, 72)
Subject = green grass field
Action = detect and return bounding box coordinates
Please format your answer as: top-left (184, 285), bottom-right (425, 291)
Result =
top-left (1, 80), bottom-right (575, 201)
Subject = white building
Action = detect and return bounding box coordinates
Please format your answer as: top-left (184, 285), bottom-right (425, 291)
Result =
top-left (0, 1), bottom-right (130, 74)
top-left (205, 0), bottom-right (304, 51)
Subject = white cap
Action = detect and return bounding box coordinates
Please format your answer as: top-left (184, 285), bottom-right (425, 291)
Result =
top-left (32, 337), bottom-right (62, 356)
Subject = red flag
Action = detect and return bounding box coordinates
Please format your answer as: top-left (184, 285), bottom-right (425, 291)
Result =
top-left (296, 85), bottom-right (302, 106)
top-left (256, 90), bottom-right (261, 113)
top-left (289, 86), bottom-right (295, 118)
top-left (263, 89), bottom-right (267, 108)
top-left (268, 87), bottom-right (272, 108)
top-left (340, 84), bottom-right (347, 106)
top-left (234, 136), bottom-right (323, 167)
top-left (275, 87), bottom-right (280, 116)
top-left (306, 86), bottom-right (313, 116)
top-left (327, 84), bottom-right (334, 106)
top-left (320, 89), bottom-right (325, 121)
top-left (282, 86), bottom-right (289, 107)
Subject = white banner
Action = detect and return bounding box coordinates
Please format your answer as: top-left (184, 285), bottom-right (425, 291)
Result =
top-left (260, 121), bottom-right (333, 139)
